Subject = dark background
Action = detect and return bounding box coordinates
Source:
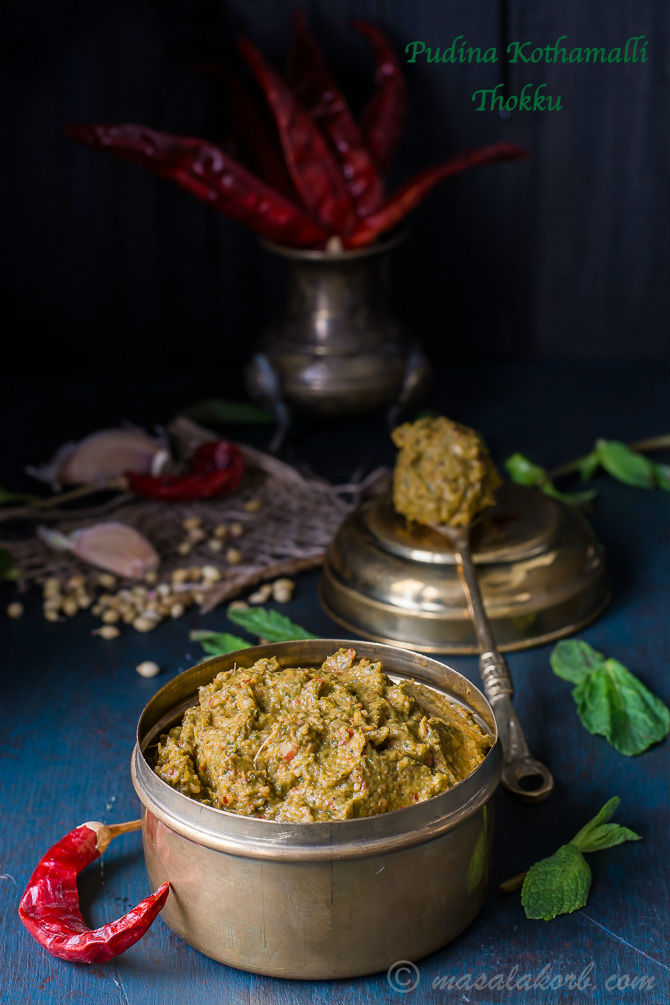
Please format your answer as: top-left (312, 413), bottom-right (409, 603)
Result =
top-left (2, 0), bottom-right (668, 386)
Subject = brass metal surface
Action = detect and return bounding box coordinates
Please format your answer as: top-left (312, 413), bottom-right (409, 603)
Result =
top-left (246, 237), bottom-right (429, 417)
top-left (132, 640), bottom-right (502, 978)
top-left (320, 484), bottom-right (610, 653)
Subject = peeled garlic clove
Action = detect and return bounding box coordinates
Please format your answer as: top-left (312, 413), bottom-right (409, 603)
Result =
top-left (29, 428), bottom-right (168, 487)
top-left (39, 522), bottom-right (159, 580)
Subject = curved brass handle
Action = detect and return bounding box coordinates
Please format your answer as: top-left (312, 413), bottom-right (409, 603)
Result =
top-left (501, 755), bottom-right (555, 804)
top-left (433, 522), bottom-right (555, 805)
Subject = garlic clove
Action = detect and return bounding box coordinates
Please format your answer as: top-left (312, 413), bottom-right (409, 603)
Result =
top-left (29, 428), bottom-right (168, 487)
top-left (39, 521), bottom-right (159, 580)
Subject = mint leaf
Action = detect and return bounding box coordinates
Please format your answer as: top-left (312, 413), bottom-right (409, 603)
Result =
top-left (226, 605), bottom-right (316, 642)
top-left (504, 454), bottom-right (595, 505)
top-left (571, 798), bottom-right (641, 853)
top-left (181, 399), bottom-right (273, 427)
top-left (570, 796), bottom-right (620, 845)
top-left (512, 798), bottom-right (641, 920)
top-left (594, 440), bottom-right (657, 489)
top-left (574, 822), bottom-right (641, 853)
top-left (550, 639), bottom-right (605, 684)
top-left (190, 630), bottom-right (252, 656)
top-left (521, 844), bottom-right (591, 920)
top-left (577, 451), bottom-right (600, 482)
top-left (652, 462), bottom-right (670, 492)
top-left (573, 658), bottom-right (670, 755)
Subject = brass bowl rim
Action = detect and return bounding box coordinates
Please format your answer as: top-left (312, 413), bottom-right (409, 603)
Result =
top-left (132, 639), bottom-right (502, 861)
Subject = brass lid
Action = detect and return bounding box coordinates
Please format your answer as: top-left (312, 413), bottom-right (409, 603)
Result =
top-left (319, 484), bottom-right (610, 653)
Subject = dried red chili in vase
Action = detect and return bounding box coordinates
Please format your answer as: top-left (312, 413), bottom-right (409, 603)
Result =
top-left (65, 124), bottom-right (330, 249)
top-left (344, 142), bottom-right (529, 248)
top-left (18, 820), bottom-right (169, 963)
top-left (287, 10), bottom-right (385, 218)
top-left (238, 36), bottom-right (357, 237)
top-left (353, 20), bottom-right (407, 173)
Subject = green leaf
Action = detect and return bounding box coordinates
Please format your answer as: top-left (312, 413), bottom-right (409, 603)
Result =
top-left (570, 798), bottom-right (641, 854)
top-left (652, 462), bottom-right (670, 492)
top-left (575, 822), bottom-right (641, 853)
top-left (181, 399), bottom-right (273, 427)
top-left (521, 844), bottom-right (592, 920)
top-left (226, 605), bottom-right (316, 642)
top-left (577, 451), bottom-right (601, 482)
top-left (550, 639), bottom-right (605, 684)
top-left (504, 454), bottom-right (595, 505)
top-left (595, 440), bottom-right (657, 489)
top-left (505, 453), bottom-right (548, 488)
top-left (0, 485), bottom-right (39, 506)
top-left (190, 630), bottom-right (252, 656)
top-left (570, 796), bottom-right (620, 846)
top-left (572, 659), bottom-right (670, 755)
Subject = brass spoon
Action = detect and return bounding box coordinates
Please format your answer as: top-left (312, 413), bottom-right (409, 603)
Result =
top-left (432, 522), bottom-right (554, 803)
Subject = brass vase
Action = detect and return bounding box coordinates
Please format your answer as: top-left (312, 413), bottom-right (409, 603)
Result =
top-left (246, 235), bottom-right (429, 424)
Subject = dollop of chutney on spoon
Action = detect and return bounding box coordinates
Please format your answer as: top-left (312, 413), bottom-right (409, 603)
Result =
top-left (392, 416), bottom-right (501, 527)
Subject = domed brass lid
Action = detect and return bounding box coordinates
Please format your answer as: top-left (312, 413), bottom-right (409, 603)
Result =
top-left (319, 484), bottom-right (610, 653)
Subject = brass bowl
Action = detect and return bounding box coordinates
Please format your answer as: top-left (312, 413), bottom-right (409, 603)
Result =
top-left (131, 640), bottom-right (502, 979)
top-left (320, 484), bottom-right (610, 653)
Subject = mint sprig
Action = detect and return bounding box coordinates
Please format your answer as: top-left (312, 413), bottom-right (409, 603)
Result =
top-left (517, 797), bottom-right (641, 920)
top-left (550, 640), bottom-right (670, 755)
top-left (190, 605), bottom-right (316, 656)
top-left (504, 454), bottom-right (595, 506)
top-left (505, 438), bottom-right (669, 504)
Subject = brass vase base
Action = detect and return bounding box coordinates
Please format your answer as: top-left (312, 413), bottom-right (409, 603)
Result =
top-left (319, 484), bottom-right (610, 653)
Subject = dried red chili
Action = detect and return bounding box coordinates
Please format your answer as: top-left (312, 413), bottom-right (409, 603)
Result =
top-left (202, 62), bottom-right (296, 201)
top-left (354, 21), bottom-right (407, 173)
top-left (65, 124), bottom-right (329, 249)
top-left (287, 10), bottom-right (384, 218)
top-left (18, 820), bottom-right (169, 964)
top-left (344, 142), bottom-right (528, 248)
top-left (126, 440), bottom-right (244, 501)
top-left (238, 37), bottom-right (357, 236)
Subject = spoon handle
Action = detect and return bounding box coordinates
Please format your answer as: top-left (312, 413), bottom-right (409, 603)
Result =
top-left (449, 528), bottom-right (554, 804)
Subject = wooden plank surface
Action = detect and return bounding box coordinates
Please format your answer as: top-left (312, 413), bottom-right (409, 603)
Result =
top-left (1, 362), bottom-right (668, 1004)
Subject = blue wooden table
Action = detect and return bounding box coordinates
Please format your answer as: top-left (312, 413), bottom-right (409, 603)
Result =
top-left (1, 363), bottom-right (668, 1005)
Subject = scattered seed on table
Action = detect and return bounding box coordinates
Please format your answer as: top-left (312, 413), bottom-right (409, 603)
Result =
top-left (7, 602), bottom-right (24, 619)
top-left (44, 609), bottom-right (60, 623)
top-left (213, 523), bottom-right (228, 539)
top-left (272, 578), bottom-right (294, 603)
top-left (229, 522), bottom-right (244, 538)
top-left (183, 516), bottom-right (202, 531)
top-left (226, 547), bottom-right (242, 565)
top-left (102, 610), bottom-right (120, 625)
top-left (201, 565), bottom-right (221, 583)
top-left (96, 572), bottom-right (117, 589)
top-left (133, 616), bottom-right (157, 633)
top-left (136, 661), bottom-right (160, 678)
top-left (93, 625), bottom-right (120, 639)
top-left (177, 541), bottom-right (192, 556)
top-left (207, 539), bottom-right (223, 554)
top-left (170, 603), bottom-right (185, 619)
top-left (229, 600), bottom-right (249, 611)
top-left (244, 498), bottom-right (262, 513)
top-left (249, 584), bottom-right (272, 605)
